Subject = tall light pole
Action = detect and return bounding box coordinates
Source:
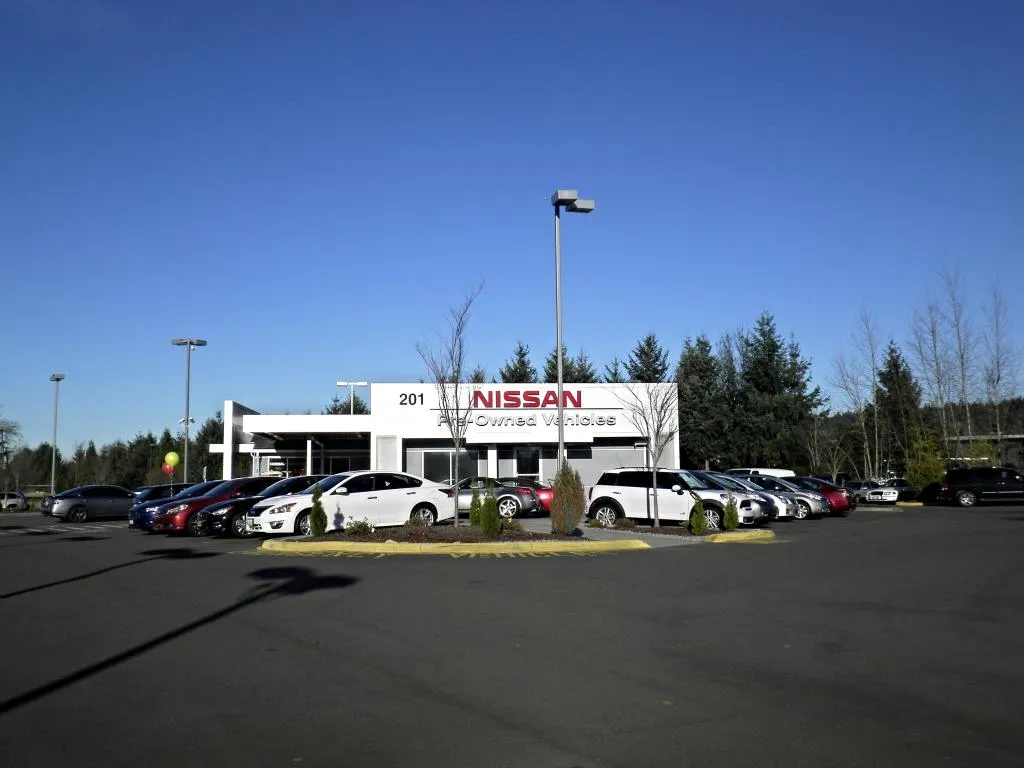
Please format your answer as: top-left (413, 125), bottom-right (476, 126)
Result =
top-left (49, 373), bottom-right (65, 495)
top-left (171, 338), bottom-right (207, 483)
top-left (335, 381), bottom-right (368, 415)
top-left (550, 190), bottom-right (594, 468)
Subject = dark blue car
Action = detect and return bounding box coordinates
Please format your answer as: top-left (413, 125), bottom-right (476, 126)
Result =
top-left (129, 480), bottom-right (222, 530)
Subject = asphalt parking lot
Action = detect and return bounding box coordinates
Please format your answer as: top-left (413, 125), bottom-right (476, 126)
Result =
top-left (1, 506), bottom-right (1023, 767)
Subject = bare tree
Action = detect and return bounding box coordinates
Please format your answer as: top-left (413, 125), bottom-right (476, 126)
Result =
top-left (909, 300), bottom-right (956, 453)
top-left (942, 266), bottom-right (975, 451)
top-left (832, 353), bottom-right (873, 479)
top-left (415, 285), bottom-right (483, 527)
top-left (983, 287), bottom-right (1019, 464)
top-left (0, 416), bottom-right (23, 501)
top-left (615, 382), bottom-right (679, 526)
top-left (854, 310), bottom-right (882, 479)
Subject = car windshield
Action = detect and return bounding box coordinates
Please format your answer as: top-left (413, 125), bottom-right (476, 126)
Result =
top-left (714, 474), bottom-right (757, 492)
top-left (790, 477), bottom-right (821, 491)
top-left (260, 476), bottom-right (316, 497)
top-left (769, 477), bottom-right (803, 492)
top-left (676, 470), bottom-right (711, 490)
top-left (300, 474), bottom-right (351, 494)
top-left (170, 481), bottom-right (219, 500)
top-left (56, 487), bottom-right (85, 498)
top-left (197, 481), bottom-right (237, 498)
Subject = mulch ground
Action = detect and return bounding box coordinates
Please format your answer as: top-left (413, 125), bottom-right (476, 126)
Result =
top-left (306, 526), bottom-right (577, 543)
top-left (595, 524), bottom-right (700, 537)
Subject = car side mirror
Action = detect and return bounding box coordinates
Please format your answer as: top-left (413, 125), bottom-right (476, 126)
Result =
top-left (333, 486), bottom-right (349, 495)
top-left (671, 484), bottom-right (683, 495)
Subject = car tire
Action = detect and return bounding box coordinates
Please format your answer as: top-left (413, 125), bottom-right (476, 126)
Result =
top-left (295, 512), bottom-right (311, 537)
top-left (590, 501), bottom-right (621, 528)
top-left (411, 505), bottom-right (436, 526)
top-left (230, 513), bottom-right (250, 538)
top-left (794, 501), bottom-right (810, 520)
top-left (704, 505), bottom-right (723, 531)
top-left (497, 497), bottom-right (520, 519)
top-left (70, 507), bottom-right (88, 523)
top-left (956, 490), bottom-right (977, 507)
top-left (187, 514), bottom-right (204, 537)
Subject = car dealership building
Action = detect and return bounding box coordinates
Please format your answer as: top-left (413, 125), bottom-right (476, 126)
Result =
top-left (210, 382), bottom-right (678, 486)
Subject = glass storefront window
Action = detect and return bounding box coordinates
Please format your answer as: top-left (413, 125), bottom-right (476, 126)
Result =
top-left (422, 449), bottom-right (476, 483)
top-left (515, 447), bottom-right (540, 478)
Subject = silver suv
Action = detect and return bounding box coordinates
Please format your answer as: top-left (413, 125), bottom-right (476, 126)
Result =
top-left (1, 491), bottom-right (28, 511)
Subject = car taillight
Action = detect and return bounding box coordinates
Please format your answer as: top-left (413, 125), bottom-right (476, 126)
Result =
top-left (516, 488), bottom-right (532, 496)
top-left (442, 489), bottom-right (454, 498)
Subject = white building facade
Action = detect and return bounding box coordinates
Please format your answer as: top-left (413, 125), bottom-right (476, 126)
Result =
top-left (210, 382), bottom-right (678, 487)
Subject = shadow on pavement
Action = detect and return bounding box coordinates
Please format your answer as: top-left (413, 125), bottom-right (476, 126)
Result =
top-left (0, 566), bottom-right (359, 716)
top-left (0, 548), bottom-right (220, 602)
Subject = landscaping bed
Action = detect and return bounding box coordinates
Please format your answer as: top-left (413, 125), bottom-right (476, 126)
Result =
top-left (305, 526), bottom-right (578, 544)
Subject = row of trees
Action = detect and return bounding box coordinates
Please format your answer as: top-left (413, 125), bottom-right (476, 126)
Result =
top-left (0, 413), bottom-right (240, 494)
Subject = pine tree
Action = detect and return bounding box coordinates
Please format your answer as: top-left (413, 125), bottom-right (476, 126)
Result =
top-left (676, 335), bottom-right (721, 469)
top-left (323, 393), bottom-right (370, 415)
top-left (625, 333), bottom-right (670, 382)
top-left (469, 366), bottom-right (487, 384)
top-left (545, 347), bottom-right (599, 383)
top-left (877, 341), bottom-right (923, 471)
top-left (499, 342), bottom-right (538, 383)
top-left (604, 358), bottom-right (625, 383)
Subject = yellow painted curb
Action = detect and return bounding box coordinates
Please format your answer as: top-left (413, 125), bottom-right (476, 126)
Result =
top-left (704, 529), bottom-right (777, 544)
top-left (260, 538), bottom-right (652, 556)
top-left (895, 501), bottom-right (924, 507)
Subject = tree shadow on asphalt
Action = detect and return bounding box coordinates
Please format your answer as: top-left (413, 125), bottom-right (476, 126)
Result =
top-left (0, 534), bottom-right (111, 552)
top-left (0, 548), bottom-right (220, 602)
top-left (0, 566), bottom-right (358, 717)
top-left (1001, 516), bottom-right (1024, 522)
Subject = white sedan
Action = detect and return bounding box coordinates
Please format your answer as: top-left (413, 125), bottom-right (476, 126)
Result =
top-left (246, 471), bottom-right (454, 536)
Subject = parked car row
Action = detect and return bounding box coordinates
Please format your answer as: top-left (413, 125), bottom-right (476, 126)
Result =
top-left (586, 467), bottom-right (855, 530)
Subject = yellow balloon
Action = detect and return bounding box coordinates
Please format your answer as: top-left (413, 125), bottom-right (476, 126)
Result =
top-left (165, 452), bottom-right (180, 467)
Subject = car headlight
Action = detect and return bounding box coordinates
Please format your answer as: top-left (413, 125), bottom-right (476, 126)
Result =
top-left (271, 503), bottom-right (296, 515)
top-left (167, 504), bottom-right (188, 514)
top-left (719, 493), bottom-right (728, 502)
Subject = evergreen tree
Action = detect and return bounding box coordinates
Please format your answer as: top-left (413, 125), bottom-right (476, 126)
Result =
top-left (625, 333), bottom-right (670, 382)
top-left (499, 342), bottom-right (537, 383)
top-left (324, 393), bottom-right (370, 415)
top-left (714, 334), bottom-right (743, 468)
top-left (737, 313), bottom-right (823, 469)
top-left (676, 335), bottom-right (721, 468)
top-left (469, 365), bottom-right (487, 384)
top-left (877, 341), bottom-right (923, 471)
top-left (544, 347), bottom-right (599, 383)
top-left (604, 358), bottom-right (625, 383)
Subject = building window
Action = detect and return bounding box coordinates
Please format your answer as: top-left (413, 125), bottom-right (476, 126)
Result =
top-left (423, 450), bottom-right (477, 484)
top-left (515, 447), bottom-right (540, 478)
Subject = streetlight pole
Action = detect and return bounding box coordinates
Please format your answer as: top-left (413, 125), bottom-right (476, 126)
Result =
top-left (550, 190), bottom-right (595, 468)
top-left (335, 381), bottom-right (368, 415)
top-left (49, 373), bottom-right (65, 495)
top-left (172, 338), bottom-right (207, 483)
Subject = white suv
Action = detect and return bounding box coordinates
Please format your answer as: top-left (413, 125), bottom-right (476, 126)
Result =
top-left (587, 468), bottom-right (765, 530)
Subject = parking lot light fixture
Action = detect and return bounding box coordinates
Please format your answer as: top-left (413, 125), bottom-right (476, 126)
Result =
top-left (551, 189), bottom-right (595, 467)
top-left (49, 373), bottom-right (65, 495)
top-left (171, 339), bottom-right (208, 483)
top-left (335, 381), bottom-right (369, 415)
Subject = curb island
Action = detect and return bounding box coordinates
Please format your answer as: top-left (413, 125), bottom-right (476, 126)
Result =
top-left (260, 537), bottom-right (653, 556)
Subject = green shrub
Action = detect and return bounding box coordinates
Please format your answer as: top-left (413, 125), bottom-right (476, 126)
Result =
top-left (585, 517), bottom-right (606, 528)
top-left (613, 516), bottom-right (637, 530)
top-left (310, 485), bottom-right (327, 536)
top-left (907, 435), bottom-right (946, 494)
top-left (344, 518), bottom-right (375, 536)
top-left (723, 495), bottom-right (739, 530)
top-left (480, 484), bottom-right (502, 539)
top-left (405, 515), bottom-right (426, 529)
top-left (689, 494), bottom-right (706, 535)
top-left (550, 463), bottom-right (585, 535)
top-left (501, 518), bottom-right (524, 533)
top-left (469, 485), bottom-right (482, 527)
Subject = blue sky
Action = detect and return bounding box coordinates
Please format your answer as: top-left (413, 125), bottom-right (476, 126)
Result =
top-left (2, 0), bottom-right (1022, 452)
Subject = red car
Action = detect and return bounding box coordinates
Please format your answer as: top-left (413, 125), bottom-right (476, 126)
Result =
top-left (151, 476), bottom-right (281, 535)
top-left (499, 477), bottom-right (554, 514)
top-left (790, 476), bottom-right (855, 515)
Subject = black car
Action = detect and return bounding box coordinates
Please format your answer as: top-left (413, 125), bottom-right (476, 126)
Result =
top-left (131, 483), bottom-right (196, 510)
top-left (197, 474), bottom-right (327, 537)
top-left (941, 467), bottom-right (1024, 507)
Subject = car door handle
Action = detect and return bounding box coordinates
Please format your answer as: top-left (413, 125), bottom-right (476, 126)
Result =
top-left (367, 496), bottom-right (378, 500)
top-left (406, 491), bottom-right (415, 495)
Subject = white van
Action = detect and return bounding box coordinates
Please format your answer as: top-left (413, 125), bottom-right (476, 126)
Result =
top-left (726, 467), bottom-right (796, 478)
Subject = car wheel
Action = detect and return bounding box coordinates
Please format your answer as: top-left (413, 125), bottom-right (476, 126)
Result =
top-left (231, 513), bottom-right (250, 538)
top-left (956, 490), bottom-right (977, 507)
top-left (411, 505), bottom-right (436, 526)
top-left (704, 506), bottom-right (722, 530)
top-left (187, 514), bottom-right (204, 537)
top-left (591, 503), bottom-right (620, 528)
top-left (295, 512), bottom-right (312, 537)
top-left (70, 507), bottom-right (88, 523)
top-left (795, 501), bottom-right (810, 520)
top-left (497, 497), bottom-right (520, 519)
